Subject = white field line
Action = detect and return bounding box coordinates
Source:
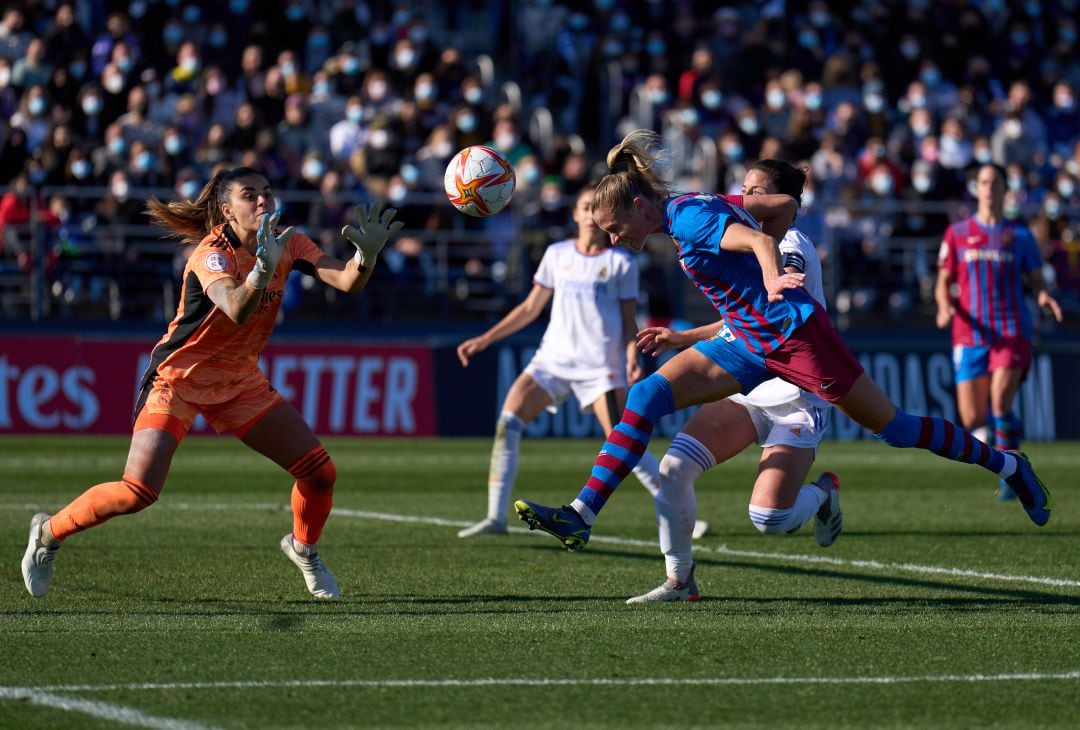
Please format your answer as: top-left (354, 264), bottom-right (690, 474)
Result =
top-left (26, 670), bottom-right (1080, 693)
top-left (0, 686), bottom-right (220, 730)
top-left (3, 501), bottom-right (1079, 590)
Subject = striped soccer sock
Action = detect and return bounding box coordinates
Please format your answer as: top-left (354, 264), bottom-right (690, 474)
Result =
top-left (992, 412), bottom-right (1022, 453)
top-left (572, 374), bottom-right (675, 523)
top-left (874, 407), bottom-right (1015, 478)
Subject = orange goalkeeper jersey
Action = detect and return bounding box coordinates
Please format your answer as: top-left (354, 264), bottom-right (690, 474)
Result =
top-left (138, 223), bottom-right (324, 405)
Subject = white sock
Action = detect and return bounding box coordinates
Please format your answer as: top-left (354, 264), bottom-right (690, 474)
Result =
top-left (632, 449), bottom-right (661, 496)
top-left (486, 411), bottom-right (524, 524)
top-left (570, 499), bottom-right (596, 525)
top-left (748, 485), bottom-right (825, 534)
top-left (657, 433), bottom-right (715, 582)
top-left (997, 452), bottom-right (1017, 480)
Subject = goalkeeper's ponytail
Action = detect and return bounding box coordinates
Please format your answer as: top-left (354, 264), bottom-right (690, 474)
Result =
top-left (145, 166), bottom-right (262, 245)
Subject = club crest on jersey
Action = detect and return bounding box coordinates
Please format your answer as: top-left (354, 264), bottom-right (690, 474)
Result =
top-left (205, 252), bottom-right (228, 272)
top-left (598, 266), bottom-right (609, 281)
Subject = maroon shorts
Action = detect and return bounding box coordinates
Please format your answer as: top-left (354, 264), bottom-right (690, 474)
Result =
top-left (764, 308), bottom-right (865, 403)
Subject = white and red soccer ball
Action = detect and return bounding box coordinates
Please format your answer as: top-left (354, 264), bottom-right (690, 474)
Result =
top-left (444, 145), bottom-right (516, 217)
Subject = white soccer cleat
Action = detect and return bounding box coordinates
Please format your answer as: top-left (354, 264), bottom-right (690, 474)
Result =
top-left (812, 472), bottom-right (842, 547)
top-left (280, 534), bottom-right (340, 600)
top-left (692, 519), bottom-right (710, 539)
top-left (22, 513), bottom-right (59, 597)
top-left (626, 564), bottom-right (701, 604)
top-left (457, 518), bottom-right (509, 538)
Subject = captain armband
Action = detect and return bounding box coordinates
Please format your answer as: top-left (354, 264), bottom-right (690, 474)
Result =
top-left (781, 251), bottom-right (806, 273)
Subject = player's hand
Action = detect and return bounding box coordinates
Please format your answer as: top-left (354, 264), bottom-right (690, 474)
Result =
top-left (245, 212), bottom-right (294, 290)
top-left (342, 202), bottom-right (404, 266)
top-left (1038, 291), bottom-right (1063, 323)
top-left (637, 326), bottom-right (689, 355)
top-left (456, 335), bottom-right (489, 367)
top-left (626, 356), bottom-right (644, 384)
top-left (764, 271), bottom-right (805, 302)
top-left (935, 305), bottom-right (954, 329)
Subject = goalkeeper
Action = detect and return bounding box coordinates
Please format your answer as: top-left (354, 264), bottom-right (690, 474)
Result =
top-left (20, 167), bottom-right (402, 601)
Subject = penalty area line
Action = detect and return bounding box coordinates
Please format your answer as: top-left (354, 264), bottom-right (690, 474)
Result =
top-left (30, 670), bottom-right (1080, 693)
top-left (0, 686), bottom-right (220, 730)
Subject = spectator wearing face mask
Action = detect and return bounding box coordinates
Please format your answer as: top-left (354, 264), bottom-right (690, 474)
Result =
top-left (329, 95), bottom-right (369, 163)
top-left (1046, 81), bottom-right (1080, 158)
top-left (991, 111), bottom-right (1042, 168)
top-left (10, 84), bottom-right (52, 151)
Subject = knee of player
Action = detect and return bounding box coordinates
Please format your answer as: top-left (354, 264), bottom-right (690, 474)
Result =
top-left (290, 447), bottom-right (337, 491)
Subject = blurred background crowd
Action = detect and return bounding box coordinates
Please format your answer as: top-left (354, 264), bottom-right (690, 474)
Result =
top-left (0, 0), bottom-right (1078, 332)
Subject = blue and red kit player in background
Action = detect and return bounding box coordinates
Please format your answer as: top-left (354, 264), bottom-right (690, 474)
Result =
top-left (514, 130), bottom-right (1053, 582)
top-left (935, 163), bottom-right (1063, 499)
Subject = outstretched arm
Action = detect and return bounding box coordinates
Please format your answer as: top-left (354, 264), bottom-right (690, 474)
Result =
top-left (637, 321), bottom-right (724, 356)
top-left (316, 202), bottom-right (405, 293)
top-left (457, 284), bottom-right (554, 367)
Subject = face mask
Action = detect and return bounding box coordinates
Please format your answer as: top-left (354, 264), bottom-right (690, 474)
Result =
top-left (701, 90), bottom-right (723, 110)
top-left (766, 89), bottom-right (785, 109)
top-left (109, 138), bottom-right (127, 156)
top-left (457, 114), bottom-right (477, 133)
top-left (369, 129), bottom-right (390, 149)
top-left (611, 14), bottom-right (631, 32)
top-left (798, 31), bottom-right (818, 49)
top-left (72, 160), bottom-right (91, 179)
top-left (432, 141), bottom-right (452, 158)
top-left (347, 106), bottom-right (364, 123)
top-left (864, 94), bottom-right (884, 113)
top-left (649, 89), bottom-right (668, 105)
top-left (415, 83), bottom-right (435, 101)
top-left (603, 40), bottom-right (624, 57)
top-left (1062, 28), bottom-right (1077, 45)
top-left (912, 175), bottom-right (932, 193)
top-left (116, 56), bottom-right (134, 75)
top-left (368, 80), bottom-right (388, 101)
top-left (1004, 201), bottom-right (1020, 218)
top-left (394, 50), bottom-right (417, 69)
top-left (388, 184), bottom-right (407, 202)
top-left (165, 135), bottom-right (184, 155)
top-left (494, 133), bottom-right (517, 150)
top-left (134, 151), bottom-right (153, 172)
top-left (521, 165), bottom-right (541, 184)
top-left (1058, 179), bottom-right (1076, 197)
top-left (230, 0), bottom-right (249, 13)
top-left (912, 121), bottom-right (931, 136)
top-left (541, 192), bottom-right (562, 211)
top-left (342, 56), bottom-right (360, 75)
top-left (908, 93), bottom-right (926, 108)
top-left (401, 164), bottom-right (419, 184)
top-left (1007, 175), bottom-right (1023, 191)
top-left (647, 39), bottom-right (666, 55)
top-left (920, 68), bottom-right (940, 86)
top-left (1003, 119), bottom-right (1022, 139)
top-left (177, 180), bottom-right (198, 199)
top-left (303, 160), bottom-right (325, 180)
top-left (870, 174), bottom-right (892, 195)
top-left (682, 108), bottom-right (699, 126)
top-left (974, 147), bottom-right (992, 164)
top-left (82, 95), bottom-right (102, 115)
top-left (314, 81), bottom-right (331, 96)
top-left (568, 13), bottom-right (588, 30)
top-left (183, 5), bottom-right (201, 23)
top-left (463, 86), bottom-right (482, 104)
top-left (129, 1), bottom-right (147, 18)
top-left (738, 116), bottom-right (759, 135)
top-left (180, 57), bottom-right (199, 75)
top-left (280, 62), bottom-right (296, 77)
top-left (900, 41), bottom-right (920, 60)
top-left (28, 96), bottom-right (46, 116)
top-left (1055, 94), bottom-right (1075, 110)
top-left (805, 92), bottom-right (822, 110)
top-left (112, 180), bottom-right (130, 199)
top-left (723, 142), bottom-right (744, 161)
top-left (103, 74), bottom-right (124, 94)
top-left (1044, 200), bottom-right (1061, 219)
top-left (69, 61), bottom-right (86, 80)
top-left (408, 26), bottom-right (429, 44)
top-left (286, 5), bottom-right (305, 21)
top-left (209, 31), bottom-right (228, 48)
top-left (810, 10), bottom-right (830, 27)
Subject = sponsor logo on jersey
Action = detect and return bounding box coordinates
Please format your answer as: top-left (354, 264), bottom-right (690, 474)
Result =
top-left (205, 252), bottom-right (228, 272)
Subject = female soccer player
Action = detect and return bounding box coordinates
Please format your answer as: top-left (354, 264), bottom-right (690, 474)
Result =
top-left (935, 163), bottom-right (1062, 500)
top-left (455, 183), bottom-right (712, 539)
top-left (21, 166), bottom-right (403, 600)
top-left (514, 131), bottom-right (1052, 578)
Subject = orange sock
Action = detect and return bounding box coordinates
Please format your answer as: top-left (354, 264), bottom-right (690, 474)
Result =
top-left (289, 446), bottom-right (336, 546)
top-left (50, 475), bottom-right (159, 541)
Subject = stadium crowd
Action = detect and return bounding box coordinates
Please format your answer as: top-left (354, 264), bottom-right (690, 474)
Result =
top-left (0, 0), bottom-right (1079, 325)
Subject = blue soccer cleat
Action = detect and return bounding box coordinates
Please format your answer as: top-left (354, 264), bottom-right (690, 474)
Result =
top-left (1003, 450), bottom-right (1052, 526)
top-left (995, 479), bottom-right (1018, 501)
top-left (514, 499), bottom-right (591, 551)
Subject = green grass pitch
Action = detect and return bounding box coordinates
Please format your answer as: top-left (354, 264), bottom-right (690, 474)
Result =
top-left (2, 436), bottom-right (1078, 729)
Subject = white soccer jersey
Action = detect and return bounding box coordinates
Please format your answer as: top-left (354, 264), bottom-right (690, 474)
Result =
top-left (737, 227), bottom-right (829, 408)
top-left (531, 240), bottom-right (638, 380)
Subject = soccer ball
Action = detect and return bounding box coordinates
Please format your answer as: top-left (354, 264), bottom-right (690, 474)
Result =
top-left (444, 145), bottom-right (516, 217)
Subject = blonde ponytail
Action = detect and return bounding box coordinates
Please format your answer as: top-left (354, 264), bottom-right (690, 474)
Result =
top-left (594, 130), bottom-right (672, 214)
